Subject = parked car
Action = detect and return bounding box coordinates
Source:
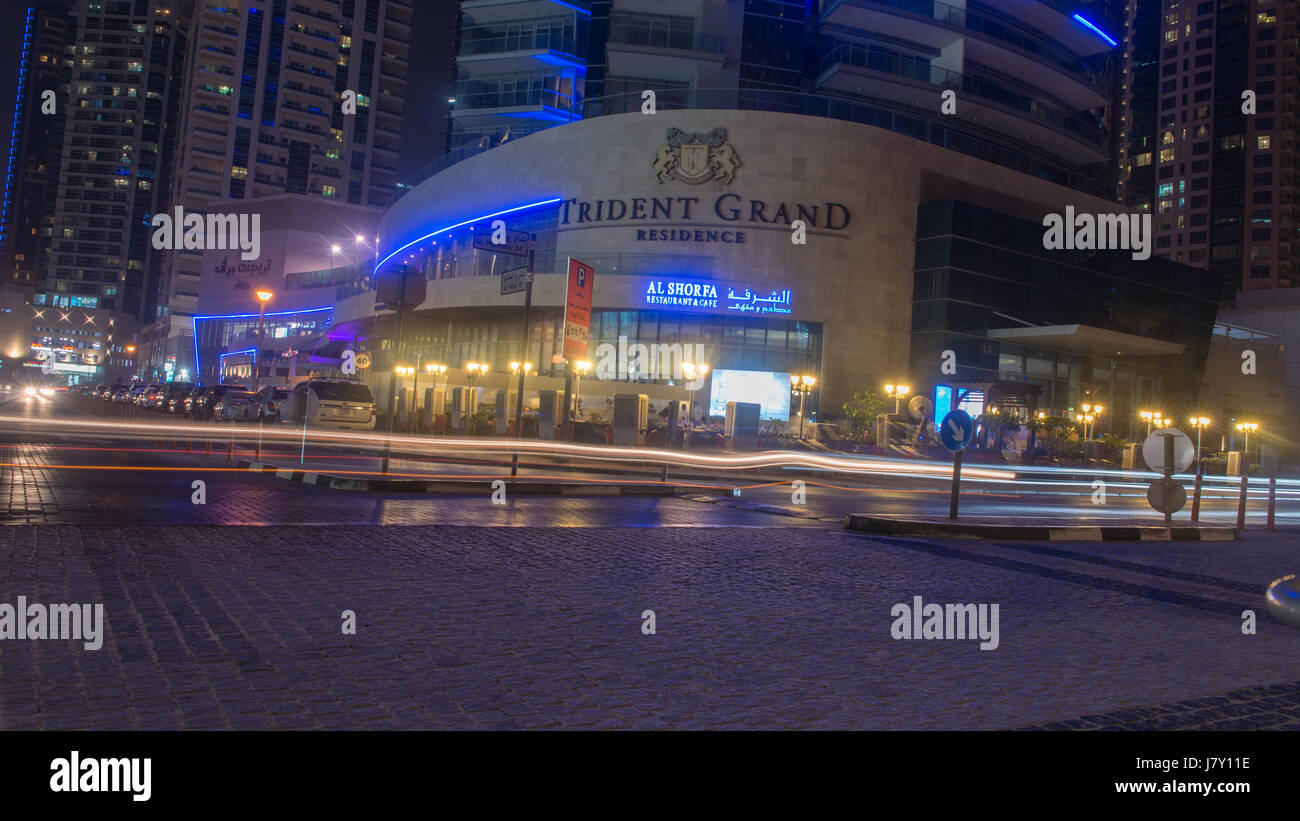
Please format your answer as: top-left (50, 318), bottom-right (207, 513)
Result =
top-left (212, 390), bottom-right (255, 421)
top-left (195, 384), bottom-right (250, 420)
top-left (244, 386), bottom-right (290, 423)
top-left (161, 383), bottom-right (193, 413)
top-left (279, 378), bottom-right (376, 430)
top-left (139, 385), bottom-right (166, 409)
top-left (180, 385), bottom-right (207, 416)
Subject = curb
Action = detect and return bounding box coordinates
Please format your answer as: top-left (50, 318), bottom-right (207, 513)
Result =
top-left (236, 460), bottom-right (684, 496)
top-left (843, 514), bottom-right (1239, 541)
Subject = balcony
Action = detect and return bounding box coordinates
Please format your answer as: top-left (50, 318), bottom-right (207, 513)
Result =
top-left (449, 86), bottom-right (579, 128)
top-left (815, 44), bottom-right (1108, 162)
top-left (605, 13), bottom-right (724, 81)
top-left (816, 0), bottom-right (1109, 109)
top-left (461, 0), bottom-right (591, 23)
top-left (457, 25), bottom-right (584, 75)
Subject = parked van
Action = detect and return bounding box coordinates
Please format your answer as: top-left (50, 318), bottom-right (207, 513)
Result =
top-left (279, 378), bottom-right (376, 430)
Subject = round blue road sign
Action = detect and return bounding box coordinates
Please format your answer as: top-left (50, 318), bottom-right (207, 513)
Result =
top-left (939, 409), bottom-right (975, 452)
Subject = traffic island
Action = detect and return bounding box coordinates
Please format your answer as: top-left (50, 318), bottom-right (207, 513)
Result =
top-left (235, 459), bottom-right (685, 496)
top-left (843, 513), bottom-right (1238, 541)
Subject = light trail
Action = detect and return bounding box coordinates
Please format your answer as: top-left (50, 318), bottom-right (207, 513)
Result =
top-left (0, 414), bottom-right (1018, 480)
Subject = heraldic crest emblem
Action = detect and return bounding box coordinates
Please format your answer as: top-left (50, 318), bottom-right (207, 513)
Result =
top-left (651, 127), bottom-right (741, 185)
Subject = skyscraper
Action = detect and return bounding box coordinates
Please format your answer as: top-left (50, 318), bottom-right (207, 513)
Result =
top-left (1, 1), bottom-right (75, 288)
top-left (1120, 0), bottom-right (1298, 294)
top-left (142, 0), bottom-right (412, 379)
top-left (45, 0), bottom-right (194, 320)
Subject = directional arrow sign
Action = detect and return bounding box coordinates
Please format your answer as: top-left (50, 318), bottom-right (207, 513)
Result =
top-left (939, 409), bottom-right (975, 452)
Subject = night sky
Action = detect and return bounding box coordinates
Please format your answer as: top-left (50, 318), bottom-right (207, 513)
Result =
top-left (0, 0), bottom-right (458, 185)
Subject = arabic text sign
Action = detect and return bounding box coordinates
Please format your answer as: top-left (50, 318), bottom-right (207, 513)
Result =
top-left (563, 258), bottom-right (595, 360)
top-left (641, 278), bottom-right (793, 315)
top-left (472, 229), bottom-right (533, 257)
top-left (500, 266), bottom-right (531, 296)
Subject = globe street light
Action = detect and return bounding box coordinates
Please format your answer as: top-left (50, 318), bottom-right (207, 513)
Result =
top-left (792, 374), bottom-right (816, 438)
top-left (1139, 410), bottom-right (1163, 438)
top-left (1236, 421), bottom-right (1259, 465)
top-left (573, 360), bottom-right (591, 422)
top-left (680, 362), bottom-right (710, 450)
top-left (1189, 416), bottom-right (1211, 472)
top-left (255, 290), bottom-right (273, 389)
top-left (884, 383), bottom-right (910, 415)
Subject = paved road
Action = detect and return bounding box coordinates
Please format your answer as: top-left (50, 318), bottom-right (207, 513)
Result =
top-left (0, 522), bottom-right (1296, 730)
top-left (1, 393), bottom-right (1297, 730)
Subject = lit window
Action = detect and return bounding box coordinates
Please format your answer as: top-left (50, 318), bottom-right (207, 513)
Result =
top-left (1258, 136), bottom-right (1271, 149)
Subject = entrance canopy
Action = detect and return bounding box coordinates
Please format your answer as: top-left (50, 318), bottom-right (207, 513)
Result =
top-left (987, 324), bottom-right (1185, 358)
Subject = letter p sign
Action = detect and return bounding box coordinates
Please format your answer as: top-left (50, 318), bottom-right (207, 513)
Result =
top-left (341, 348), bottom-right (357, 375)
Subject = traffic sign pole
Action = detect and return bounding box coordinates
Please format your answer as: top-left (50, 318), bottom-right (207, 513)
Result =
top-left (511, 249), bottom-right (534, 479)
top-left (948, 450), bottom-right (963, 520)
top-left (1162, 433), bottom-right (1174, 526)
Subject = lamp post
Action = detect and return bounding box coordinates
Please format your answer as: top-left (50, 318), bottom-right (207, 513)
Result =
top-left (791, 374), bottom-right (816, 438)
top-left (680, 362), bottom-right (710, 450)
top-left (254, 290), bottom-right (273, 390)
top-left (509, 361), bottom-right (532, 475)
top-left (1236, 422), bottom-right (1259, 466)
top-left (331, 244), bottom-right (340, 268)
top-left (424, 363), bottom-right (446, 433)
top-left (464, 362), bottom-right (488, 434)
top-left (1139, 410), bottom-right (1163, 438)
top-left (573, 360), bottom-right (591, 422)
top-left (1189, 416), bottom-right (1210, 472)
top-left (884, 383), bottom-right (910, 415)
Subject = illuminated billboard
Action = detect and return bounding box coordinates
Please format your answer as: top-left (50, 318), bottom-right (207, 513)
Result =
top-left (708, 369), bottom-right (792, 421)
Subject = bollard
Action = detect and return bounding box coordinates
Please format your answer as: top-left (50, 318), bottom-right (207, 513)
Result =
top-left (1190, 473), bottom-right (1203, 521)
top-left (1236, 474), bottom-right (1248, 530)
top-left (1267, 476), bottom-right (1276, 530)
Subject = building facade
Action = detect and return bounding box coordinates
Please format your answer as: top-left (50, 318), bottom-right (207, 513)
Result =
top-left (429, 0), bottom-right (1120, 198)
top-left (143, 0), bottom-right (412, 383)
top-left (47, 0), bottom-right (195, 322)
top-left (1120, 0), bottom-right (1299, 294)
top-left (1, 1), bottom-right (75, 289)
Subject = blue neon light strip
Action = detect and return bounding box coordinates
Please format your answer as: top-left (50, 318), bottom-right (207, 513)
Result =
top-left (375, 197), bottom-right (562, 272)
top-left (192, 307), bottom-right (333, 378)
top-left (219, 348), bottom-right (258, 361)
top-left (1072, 13), bottom-right (1118, 47)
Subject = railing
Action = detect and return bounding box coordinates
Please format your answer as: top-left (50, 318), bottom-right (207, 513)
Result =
top-left (451, 86), bottom-right (574, 112)
top-left (819, 43), bottom-right (961, 86)
top-left (818, 46), bottom-right (1106, 148)
top-left (607, 14), bottom-right (723, 54)
top-left (460, 28), bottom-right (579, 57)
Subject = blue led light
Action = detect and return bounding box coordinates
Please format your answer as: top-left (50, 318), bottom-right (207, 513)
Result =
top-left (192, 307), bottom-right (334, 377)
top-left (375, 198), bottom-right (562, 272)
top-left (1072, 13), bottom-right (1118, 47)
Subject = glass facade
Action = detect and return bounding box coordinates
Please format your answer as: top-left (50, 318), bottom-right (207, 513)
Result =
top-left (912, 200), bottom-right (1223, 438)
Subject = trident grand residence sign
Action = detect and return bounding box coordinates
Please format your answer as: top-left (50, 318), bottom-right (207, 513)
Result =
top-left (559, 194), bottom-right (850, 246)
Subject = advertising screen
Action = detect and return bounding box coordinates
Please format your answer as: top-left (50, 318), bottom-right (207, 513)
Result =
top-left (708, 369), bottom-right (792, 421)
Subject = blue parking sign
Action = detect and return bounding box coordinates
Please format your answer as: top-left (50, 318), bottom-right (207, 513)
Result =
top-left (939, 409), bottom-right (975, 452)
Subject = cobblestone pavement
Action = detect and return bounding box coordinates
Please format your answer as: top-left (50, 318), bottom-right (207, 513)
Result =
top-left (1, 523), bottom-right (1296, 730)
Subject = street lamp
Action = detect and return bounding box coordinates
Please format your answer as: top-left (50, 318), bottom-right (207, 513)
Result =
top-left (792, 375), bottom-right (816, 438)
top-left (573, 360), bottom-right (591, 421)
top-left (331, 244), bottom-right (341, 268)
top-left (1189, 416), bottom-right (1211, 472)
top-left (1139, 410), bottom-right (1163, 438)
top-left (680, 362), bottom-right (710, 449)
top-left (1236, 422), bottom-right (1259, 465)
top-left (884, 383), bottom-right (910, 415)
top-left (254, 290), bottom-right (273, 389)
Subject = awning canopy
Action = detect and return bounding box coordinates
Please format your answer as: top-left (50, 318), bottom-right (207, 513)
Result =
top-left (987, 324), bottom-right (1185, 358)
